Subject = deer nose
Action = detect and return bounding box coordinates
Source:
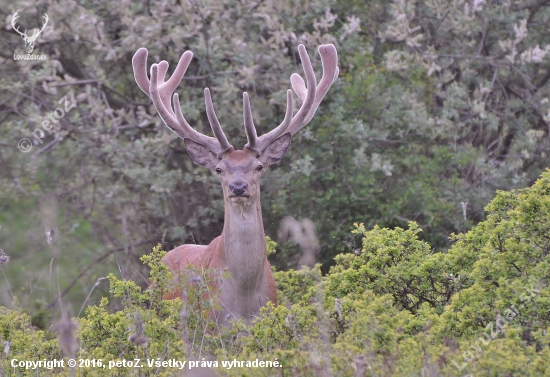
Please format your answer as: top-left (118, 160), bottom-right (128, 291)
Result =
top-left (229, 182), bottom-right (248, 196)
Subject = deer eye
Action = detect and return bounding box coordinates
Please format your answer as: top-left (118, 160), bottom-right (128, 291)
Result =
top-left (256, 165), bottom-right (264, 172)
top-left (215, 168), bottom-right (222, 174)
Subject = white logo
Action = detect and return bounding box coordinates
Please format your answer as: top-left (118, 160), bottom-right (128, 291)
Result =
top-left (11, 11), bottom-right (48, 54)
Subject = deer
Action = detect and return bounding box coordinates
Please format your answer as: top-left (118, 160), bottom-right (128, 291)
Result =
top-left (132, 43), bottom-right (338, 325)
top-left (11, 11), bottom-right (49, 54)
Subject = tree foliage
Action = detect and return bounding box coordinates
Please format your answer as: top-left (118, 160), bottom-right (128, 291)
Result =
top-left (1, 0), bottom-right (550, 311)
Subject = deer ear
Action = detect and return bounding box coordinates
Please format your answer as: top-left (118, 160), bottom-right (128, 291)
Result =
top-left (184, 138), bottom-right (220, 169)
top-left (259, 133), bottom-right (291, 165)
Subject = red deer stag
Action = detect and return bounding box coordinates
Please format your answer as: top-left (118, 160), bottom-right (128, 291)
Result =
top-left (132, 44), bottom-right (338, 325)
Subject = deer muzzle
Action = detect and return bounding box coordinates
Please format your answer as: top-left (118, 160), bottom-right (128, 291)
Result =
top-left (229, 182), bottom-right (248, 197)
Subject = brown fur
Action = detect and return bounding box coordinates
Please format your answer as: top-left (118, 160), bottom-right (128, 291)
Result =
top-left (161, 149), bottom-right (280, 326)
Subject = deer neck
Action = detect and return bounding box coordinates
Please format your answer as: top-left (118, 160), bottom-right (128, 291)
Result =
top-left (220, 190), bottom-right (267, 290)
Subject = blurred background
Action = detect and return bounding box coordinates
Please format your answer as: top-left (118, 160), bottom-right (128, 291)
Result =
top-left (0, 0), bottom-right (549, 326)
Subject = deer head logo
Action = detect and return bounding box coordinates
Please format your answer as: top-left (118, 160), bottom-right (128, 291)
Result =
top-left (11, 11), bottom-right (48, 54)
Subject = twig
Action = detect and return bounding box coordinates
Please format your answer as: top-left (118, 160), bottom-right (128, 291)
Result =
top-left (476, 19), bottom-right (489, 57)
top-left (77, 277), bottom-right (106, 316)
top-left (35, 138), bottom-right (61, 155)
top-left (0, 267), bottom-right (14, 303)
top-left (46, 238), bottom-right (157, 309)
top-left (48, 79), bottom-right (99, 87)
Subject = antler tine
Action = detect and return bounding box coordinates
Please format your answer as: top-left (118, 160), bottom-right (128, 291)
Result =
top-left (165, 51), bottom-right (193, 94)
top-left (294, 44), bottom-right (339, 128)
top-left (285, 44), bottom-right (318, 134)
top-left (255, 89), bottom-right (293, 152)
top-left (204, 88), bottom-right (233, 154)
top-left (155, 60), bottom-right (170, 109)
top-left (157, 60), bottom-right (169, 84)
top-left (149, 63), bottom-right (189, 139)
top-left (172, 93), bottom-right (222, 153)
top-left (132, 48), bottom-right (151, 96)
top-left (243, 92), bottom-right (258, 152)
top-left (290, 74), bottom-right (307, 100)
top-left (284, 44), bottom-right (339, 136)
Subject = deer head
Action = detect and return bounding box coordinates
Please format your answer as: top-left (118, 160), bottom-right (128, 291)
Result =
top-left (132, 45), bottom-right (338, 206)
top-left (11, 11), bottom-right (49, 54)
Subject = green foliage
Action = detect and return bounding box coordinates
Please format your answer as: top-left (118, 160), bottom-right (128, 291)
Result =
top-left (265, 236), bottom-right (277, 256)
top-left (0, 307), bottom-right (62, 375)
top-left (2, 172), bottom-right (549, 375)
top-left (273, 266), bottom-right (318, 305)
top-left (326, 222), bottom-right (457, 314)
top-left (433, 170), bottom-right (550, 344)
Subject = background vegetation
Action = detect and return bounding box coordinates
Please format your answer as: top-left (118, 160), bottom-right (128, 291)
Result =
top-left (0, 0), bottom-right (549, 375)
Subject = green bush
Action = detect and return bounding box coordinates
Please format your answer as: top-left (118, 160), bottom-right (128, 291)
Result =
top-left (325, 222), bottom-right (458, 315)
